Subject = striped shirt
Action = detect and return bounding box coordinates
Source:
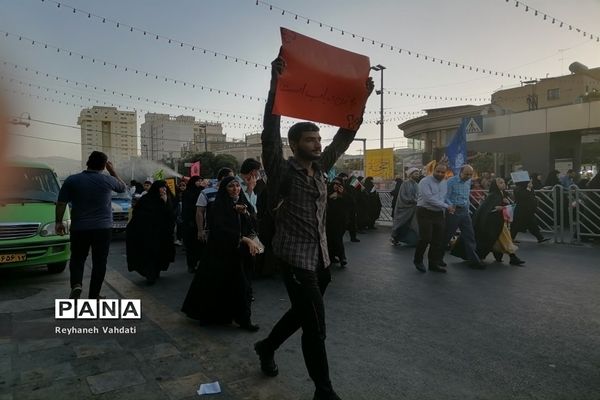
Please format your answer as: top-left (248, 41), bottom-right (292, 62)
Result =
top-left (262, 91), bottom-right (358, 271)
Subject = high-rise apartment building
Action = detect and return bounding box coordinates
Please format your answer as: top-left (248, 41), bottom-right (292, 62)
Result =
top-left (141, 113), bottom-right (225, 161)
top-left (77, 106), bottom-right (137, 168)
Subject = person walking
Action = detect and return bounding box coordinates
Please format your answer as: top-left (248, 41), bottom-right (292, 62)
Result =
top-left (181, 176), bottom-right (261, 331)
top-left (390, 167), bottom-right (420, 246)
top-left (55, 151), bottom-right (126, 299)
top-left (126, 180), bottom-right (176, 284)
top-left (181, 176), bottom-right (204, 273)
top-left (326, 178), bottom-right (349, 267)
top-left (511, 180), bottom-right (549, 243)
top-left (253, 56), bottom-right (373, 400)
top-left (413, 163), bottom-right (453, 273)
top-left (442, 165), bottom-right (486, 269)
top-left (473, 178), bottom-right (525, 265)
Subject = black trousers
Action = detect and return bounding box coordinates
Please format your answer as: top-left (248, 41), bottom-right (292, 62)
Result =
top-left (511, 217), bottom-right (543, 241)
top-left (264, 260), bottom-right (334, 396)
top-left (69, 229), bottom-right (111, 299)
top-left (414, 207), bottom-right (445, 265)
top-left (327, 227), bottom-right (346, 262)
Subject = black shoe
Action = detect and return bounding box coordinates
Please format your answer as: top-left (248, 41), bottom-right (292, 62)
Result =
top-left (493, 252), bottom-right (503, 262)
top-left (469, 261), bottom-right (486, 270)
top-left (239, 322), bottom-right (260, 332)
top-left (254, 340), bottom-right (278, 377)
top-left (537, 238), bottom-right (550, 243)
top-left (340, 259), bottom-right (348, 267)
top-left (414, 262), bottom-right (426, 273)
top-left (69, 284), bottom-right (82, 299)
top-left (438, 260), bottom-right (447, 267)
top-left (350, 238), bottom-right (360, 242)
top-left (509, 254), bottom-right (525, 266)
top-left (429, 265), bottom-right (447, 273)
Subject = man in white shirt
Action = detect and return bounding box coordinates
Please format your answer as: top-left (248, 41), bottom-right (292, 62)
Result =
top-left (413, 163), bottom-right (454, 273)
top-left (235, 158), bottom-right (261, 213)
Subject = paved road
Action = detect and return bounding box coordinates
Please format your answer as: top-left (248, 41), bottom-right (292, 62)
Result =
top-left (2, 227), bottom-right (599, 399)
top-left (105, 229), bottom-right (600, 400)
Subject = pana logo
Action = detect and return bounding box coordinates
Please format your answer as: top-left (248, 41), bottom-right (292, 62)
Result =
top-left (55, 299), bottom-right (141, 319)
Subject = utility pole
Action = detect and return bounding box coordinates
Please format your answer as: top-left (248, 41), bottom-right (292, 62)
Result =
top-left (355, 138), bottom-right (367, 174)
top-left (370, 65), bottom-right (386, 149)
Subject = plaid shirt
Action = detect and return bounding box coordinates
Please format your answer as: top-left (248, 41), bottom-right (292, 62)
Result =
top-left (262, 91), bottom-right (357, 271)
top-left (445, 176), bottom-right (471, 208)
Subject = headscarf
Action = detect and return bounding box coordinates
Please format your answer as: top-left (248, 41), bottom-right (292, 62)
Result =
top-left (208, 175), bottom-right (242, 246)
top-left (143, 180), bottom-right (172, 203)
top-left (544, 170), bottom-right (560, 187)
top-left (488, 179), bottom-right (503, 196)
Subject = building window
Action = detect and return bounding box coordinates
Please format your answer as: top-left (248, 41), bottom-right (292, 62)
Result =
top-left (547, 88), bottom-right (560, 100)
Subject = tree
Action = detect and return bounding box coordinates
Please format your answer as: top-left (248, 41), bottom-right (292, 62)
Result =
top-left (213, 154), bottom-right (239, 175)
top-left (178, 152), bottom-right (239, 178)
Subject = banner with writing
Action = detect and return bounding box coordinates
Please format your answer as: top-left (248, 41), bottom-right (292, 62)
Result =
top-left (273, 27), bottom-right (371, 130)
top-left (365, 148), bottom-right (394, 180)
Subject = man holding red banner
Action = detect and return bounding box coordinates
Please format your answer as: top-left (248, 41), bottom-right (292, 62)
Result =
top-left (253, 56), bottom-right (373, 400)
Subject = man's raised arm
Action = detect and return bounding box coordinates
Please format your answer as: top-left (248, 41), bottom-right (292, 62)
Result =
top-left (261, 57), bottom-right (285, 180)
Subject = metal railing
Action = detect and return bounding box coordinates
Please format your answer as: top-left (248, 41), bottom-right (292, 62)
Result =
top-left (377, 185), bottom-right (600, 244)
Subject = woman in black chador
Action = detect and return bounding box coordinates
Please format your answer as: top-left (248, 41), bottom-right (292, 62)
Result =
top-left (126, 180), bottom-right (176, 284)
top-left (181, 176), bottom-right (204, 273)
top-left (472, 178), bottom-right (525, 266)
top-left (326, 178), bottom-right (349, 267)
top-left (511, 180), bottom-right (548, 243)
top-left (181, 176), bottom-right (262, 331)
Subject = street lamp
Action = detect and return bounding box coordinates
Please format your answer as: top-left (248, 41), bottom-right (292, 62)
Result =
top-left (370, 64), bottom-right (386, 149)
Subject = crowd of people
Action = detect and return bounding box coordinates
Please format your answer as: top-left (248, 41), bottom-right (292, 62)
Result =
top-left (52, 56), bottom-right (599, 400)
top-left (388, 164), bottom-right (563, 272)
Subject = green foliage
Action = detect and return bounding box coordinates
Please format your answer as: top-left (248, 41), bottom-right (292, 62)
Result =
top-left (179, 152), bottom-right (239, 178)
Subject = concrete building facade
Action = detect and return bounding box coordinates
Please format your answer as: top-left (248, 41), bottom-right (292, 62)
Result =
top-left (211, 133), bottom-right (293, 164)
top-left (399, 62), bottom-right (600, 177)
top-left (77, 106), bottom-right (137, 169)
top-left (141, 113), bottom-right (225, 161)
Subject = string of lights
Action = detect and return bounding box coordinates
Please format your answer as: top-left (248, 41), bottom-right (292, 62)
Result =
top-left (3, 77), bottom-right (421, 131)
top-left (503, 0), bottom-right (600, 43)
top-left (364, 109), bottom-right (426, 116)
top-left (0, 61), bottom-right (263, 122)
top-left (3, 87), bottom-right (267, 130)
top-left (37, 0), bottom-right (271, 70)
top-left (254, 0), bottom-right (536, 80)
top-left (383, 90), bottom-right (488, 103)
top-left (0, 30), bottom-right (267, 102)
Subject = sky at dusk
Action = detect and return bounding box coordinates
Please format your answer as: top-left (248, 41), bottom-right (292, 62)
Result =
top-left (1, 0), bottom-right (599, 160)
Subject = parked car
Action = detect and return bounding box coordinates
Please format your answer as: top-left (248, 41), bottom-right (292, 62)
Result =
top-left (0, 161), bottom-right (70, 273)
top-left (111, 191), bottom-right (132, 232)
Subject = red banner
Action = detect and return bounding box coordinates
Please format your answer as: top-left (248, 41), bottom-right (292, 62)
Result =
top-left (190, 161), bottom-right (201, 177)
top-left (273, 27), bottom-right (371, 130)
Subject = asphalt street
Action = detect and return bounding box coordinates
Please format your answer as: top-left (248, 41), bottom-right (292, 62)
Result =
top-left (106, 228), bottom-right (600, 400)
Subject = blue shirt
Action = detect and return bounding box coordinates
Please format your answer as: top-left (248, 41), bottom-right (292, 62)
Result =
top-left (58, 170), bottom-right (126, 231)
top-left (417, 176), bottom-right (448, 212)
top-left (560, 175), bottom-right (574, 189)
top-left (445, 176), bottom-right (471, 208)
top-left (195, 187), bottom-right (217, 207)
